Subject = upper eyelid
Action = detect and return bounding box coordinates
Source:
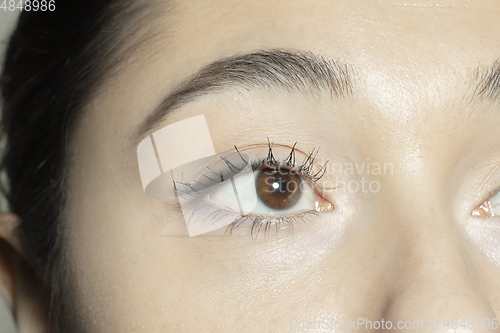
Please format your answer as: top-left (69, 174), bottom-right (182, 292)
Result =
top-left (476, 187), bottom-right (500, 206)
top-left (177, 147), bottom-right (325, 200)
top-left (450, 158), bottom-right (500, 214)
top-left (236, 142), bottom-right (329, 181)
top-left (473, 180), bottom-right (500, 209)
top-left (468, 171), bottom-right (500, 217)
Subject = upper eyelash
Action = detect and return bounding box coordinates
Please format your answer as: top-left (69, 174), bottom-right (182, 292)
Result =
top-left (175, 140), bottom-right (329, 198)
top-left (241, 139), bottom-right (329, 183)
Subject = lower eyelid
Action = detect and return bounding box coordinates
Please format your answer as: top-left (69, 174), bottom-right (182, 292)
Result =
top-left (465, 216), bottom-right (500, 268)
top-left (224, 209), bottom-right (323, 239)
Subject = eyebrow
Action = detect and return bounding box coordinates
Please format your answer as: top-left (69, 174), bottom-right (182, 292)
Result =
top-left (134, 50), bottom-right (353, 141)
top-left (473, 61), bottom-right (500, 104)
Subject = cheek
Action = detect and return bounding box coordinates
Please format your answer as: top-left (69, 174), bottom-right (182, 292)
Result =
top-left (465, 217), bottom-right (500, 267)
top-left (64, 170), bottom-right (359, 331)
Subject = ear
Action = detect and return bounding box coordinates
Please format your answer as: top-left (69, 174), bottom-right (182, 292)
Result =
top-left (0, 213), bottom-right (48, 333)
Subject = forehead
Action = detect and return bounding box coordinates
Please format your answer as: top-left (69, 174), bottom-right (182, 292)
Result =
top-left (163, 0), bottom-right (500, 62)
top-left (82, 0), bottom-right (500, 156)
top-left (99, 0), bottom-right (500, 110)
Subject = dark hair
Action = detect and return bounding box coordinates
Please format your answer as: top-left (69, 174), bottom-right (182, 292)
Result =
top-left (0, 1), bottom-right (160, 330)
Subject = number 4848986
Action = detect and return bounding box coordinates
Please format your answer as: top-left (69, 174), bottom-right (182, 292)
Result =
top-left (1, 0), bottom-right (56, 11)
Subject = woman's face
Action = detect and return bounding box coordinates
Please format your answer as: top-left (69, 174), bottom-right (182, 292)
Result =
top-left (66, 0), bottom-right (500, 331)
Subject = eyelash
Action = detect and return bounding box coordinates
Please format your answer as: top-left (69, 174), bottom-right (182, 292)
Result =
top-left (249, 140), bottom-right (328, 182)
top-left (174, 141), bottom-right (329, 239)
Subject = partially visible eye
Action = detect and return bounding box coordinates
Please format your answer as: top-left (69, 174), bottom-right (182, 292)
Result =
top-left (472, 190), bottom-right (500, 217)
top-left (209, 166), bottom-right (333, 215)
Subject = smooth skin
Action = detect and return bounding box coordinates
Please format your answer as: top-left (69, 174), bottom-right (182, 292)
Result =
top-left (2, 0), bottom-right (500, 332)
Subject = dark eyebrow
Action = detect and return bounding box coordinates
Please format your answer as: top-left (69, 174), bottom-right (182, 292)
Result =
top-left (134, 50), bottom-right (353, 141)
top-left (472, 61), bottom-right (500, 104)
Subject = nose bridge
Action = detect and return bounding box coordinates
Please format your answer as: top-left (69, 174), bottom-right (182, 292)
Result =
top-left (380, 174), bottom-right (497, 331)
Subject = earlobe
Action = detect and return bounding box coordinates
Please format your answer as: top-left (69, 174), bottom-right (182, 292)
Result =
top-left (0, 213), bottom-right (49, 332)
top-left (14, 257), bottom-right (49, 333)
top-left (0, 213), bottom-right (24, 258)
top-left (0, 213), bottom-right (21, 310)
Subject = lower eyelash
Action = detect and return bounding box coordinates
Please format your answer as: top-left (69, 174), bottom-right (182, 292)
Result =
top-left (176, 183), bottom-right (320, 240)
top-left (225, 210), bottom-right (320, 240)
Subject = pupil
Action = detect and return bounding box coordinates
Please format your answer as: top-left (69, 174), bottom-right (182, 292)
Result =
top-left (272, 179), bottom-right (286, 192)
top-left (255, 168), bottom-right (302, 210)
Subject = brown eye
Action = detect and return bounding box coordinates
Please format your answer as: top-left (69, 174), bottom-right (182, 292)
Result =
top-left (255, 168), bottom-right (302, 210)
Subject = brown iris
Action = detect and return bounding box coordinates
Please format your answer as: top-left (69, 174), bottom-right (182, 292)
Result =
top-left (255, 168), bottom-right (302, 210)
